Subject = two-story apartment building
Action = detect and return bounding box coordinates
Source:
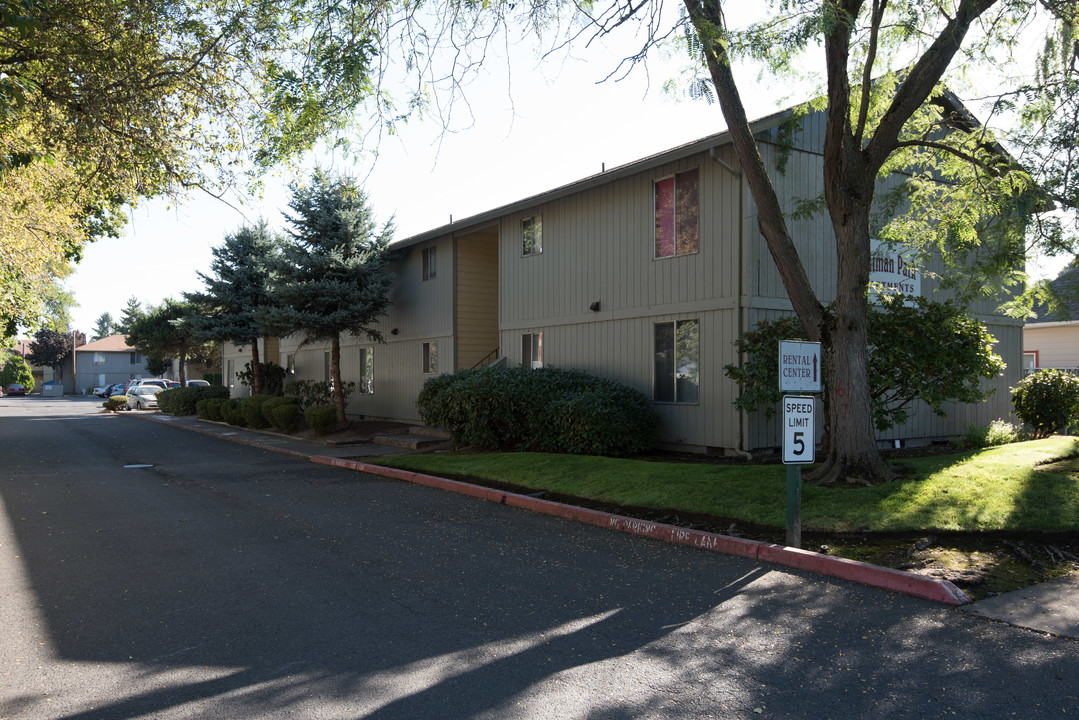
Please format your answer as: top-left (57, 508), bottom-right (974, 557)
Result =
top-left (74, 334), bottom-right (156, 394)
top-left (226, 104), bottom-right (1021, 454)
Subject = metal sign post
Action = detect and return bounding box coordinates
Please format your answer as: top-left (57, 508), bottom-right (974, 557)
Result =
top-left (782, 395), bottom-right (815, 548)
top-left (778, 340), bottom-right (821, 550)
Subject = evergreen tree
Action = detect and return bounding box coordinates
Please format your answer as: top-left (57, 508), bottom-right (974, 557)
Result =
top-left (263, 169), bottom-right (396, 424)
top-left (115, 296), bottom-right (143, 336)
top-left (185, 222), bottom-right (282, 395)
top-left (91, 312), bottom-right (114, 340)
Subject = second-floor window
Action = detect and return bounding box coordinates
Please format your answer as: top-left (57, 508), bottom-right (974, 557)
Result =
top-left (522, 215), bottom-right (542, 256)
top-left (423, 247), bottom-right (437, 280)
top-left (654, 168), bottom-right (699, 258)
top-left (93, 352), bottom-right (105, 365)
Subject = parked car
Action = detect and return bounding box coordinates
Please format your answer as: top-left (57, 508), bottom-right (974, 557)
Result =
top-left (104, 383), bottom-right (126, 397)
top-left (5, 383), bottom-right (27, 396)
top-left (93, 385), bottom-right (110, 397)
top-left (166, 380), bottom-right (181, 388)
top-left (185, 379), bottom-right (211, 388)
top-left (122, 378), bottom-right (169, 395)
top-left (126, 384), bottom-right (164, 410)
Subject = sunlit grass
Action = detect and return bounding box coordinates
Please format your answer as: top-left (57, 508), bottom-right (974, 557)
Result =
top-left (373, 437), bottom-right (1079, 533)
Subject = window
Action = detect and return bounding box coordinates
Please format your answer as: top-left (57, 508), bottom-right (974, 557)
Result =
top-left (522, 215), bottom-right (542, 256)
top-left (93, 352), bottom-right (106, 365)
top-left (324, 351), bottom-right (331, 382)
top-left (522, 332), bottom-right (543, 369)
top-left (653, 320), bottom-right (699, 403)
top-left (285, 354), bottom-right (296, 375)
top-left (423, 342), bottom-right (438, 374)
top-left (359, 348), bottom-right (374, 394)
top-left (226, 359), bottom-right (235, 388)
top-left (422, 247), bottom-right (437, 280)
top-left (129, 352), bottom-right (141, 364)
top-left (654, 168), bottom-right (699, 258)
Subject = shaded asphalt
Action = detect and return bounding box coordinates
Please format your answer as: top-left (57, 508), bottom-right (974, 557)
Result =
top-left (130, 410), bottom-right (1079, 639)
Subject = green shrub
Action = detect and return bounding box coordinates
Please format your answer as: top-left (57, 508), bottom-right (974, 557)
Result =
top-left (1011, 370), bottom-right (1079, 439)
top-left (262, 396), bottom-right (301, 428)
top-left (0, 355), bottom-right (35, 393)
top-left (416, 366), bottom-right (660, 456)
top-left (272, 403), bottom-right (303, 433)
top-left (158, 385), bottom-right (230, 415)
top-left (104, 394), bottom-right (128, 411)
top-left (285, 379), bottom-right (356, 409)
top-left (958, 418), bottom-right (1026, 449)
top-left (237, 362), bottom-right (287, 396)
top-left (240, 394), bottom-right (275, 429)
top-left (221, 398), bottom-right (247, 427)
top-left (201, 397), bottom-right (226, 421)
top-left (304, 404), bottom-right (338, 435)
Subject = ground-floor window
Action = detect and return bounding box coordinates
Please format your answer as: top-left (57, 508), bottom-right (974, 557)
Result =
top-left (285, 354), bottom-right (296, 375)
top-left (423, 342), bottom-right (438, 374)
top-left (359, 348), bottom-right (374, 393)
top-left (324, 351), bottom-right (331, 382)
top-left (226, 359), bottom-right (235, 389)
top-left (653, 319), bottom-right (699, 403)
top-left (522, 332), bottom-right (543, 369)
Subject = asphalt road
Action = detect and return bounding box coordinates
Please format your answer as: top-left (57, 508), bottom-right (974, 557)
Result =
top-left (1, 396), bottom-right (1077, 719)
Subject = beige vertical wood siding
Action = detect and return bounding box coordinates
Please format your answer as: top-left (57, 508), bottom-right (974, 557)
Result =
top-left (455, 228), bottom-right (499, 370)
top-left (1024, 324), bottom-right (1079, 368)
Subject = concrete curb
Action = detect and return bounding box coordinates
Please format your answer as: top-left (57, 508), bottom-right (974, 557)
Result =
top-left (316, 456), bottom-right (972, 606)
top-left (131, 413), bottom-right (971, 606)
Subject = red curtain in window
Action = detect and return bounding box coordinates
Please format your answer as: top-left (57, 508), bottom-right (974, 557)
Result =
top-left (675, 169), bottom-right (699, 255)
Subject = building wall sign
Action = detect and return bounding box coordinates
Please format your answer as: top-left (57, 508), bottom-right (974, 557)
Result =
top-left (870, 238), bottom-right (921, 302)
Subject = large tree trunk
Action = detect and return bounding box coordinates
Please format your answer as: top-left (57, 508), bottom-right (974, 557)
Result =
top-left (683, 0), bottom-right (893, 484)
top-left (250, 336), bottom-right (262, 395)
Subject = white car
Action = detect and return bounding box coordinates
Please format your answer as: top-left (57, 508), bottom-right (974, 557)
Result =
top-left (185, 379), bottom-right (211, 387)
top-left (126, 384), bottom-right (164, 410)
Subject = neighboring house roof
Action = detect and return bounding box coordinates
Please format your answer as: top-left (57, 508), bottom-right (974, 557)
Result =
top-left (1028, 260), bottom-right (1079, 325)
top-left (78, 334), bottom-right (137, 352)
top-left (3, 339), bottom-right (33, 356)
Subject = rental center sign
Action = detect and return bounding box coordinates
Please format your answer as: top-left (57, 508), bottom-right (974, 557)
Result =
top-left (778, 340), bottom-right (821, 394)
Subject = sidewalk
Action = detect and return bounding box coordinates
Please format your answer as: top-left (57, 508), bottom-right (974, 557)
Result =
top-left (133, 412), bottom-right (1079, 637)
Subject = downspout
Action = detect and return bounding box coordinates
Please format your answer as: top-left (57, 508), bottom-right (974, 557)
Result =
top-left (710, 146), bottom-right (751, 458)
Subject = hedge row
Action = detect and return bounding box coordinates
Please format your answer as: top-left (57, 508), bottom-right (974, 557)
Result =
top-left (157, 385), bottom-right (230, 415)
top-left (416, 366), bottom-right (659, 456)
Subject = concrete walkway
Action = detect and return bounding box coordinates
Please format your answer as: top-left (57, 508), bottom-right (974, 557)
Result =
top-left (133, 412), bottom-right (1079, 638)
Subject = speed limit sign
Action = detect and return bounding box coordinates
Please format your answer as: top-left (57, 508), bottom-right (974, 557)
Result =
top-left (783, 396), bottom-right (815, 464)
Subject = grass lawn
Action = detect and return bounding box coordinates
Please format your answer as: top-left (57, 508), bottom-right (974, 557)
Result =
top-left (373, 437), bottom-right (1079, 534)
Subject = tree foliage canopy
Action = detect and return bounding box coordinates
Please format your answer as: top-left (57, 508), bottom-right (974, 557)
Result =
top-left (0, 0), bottom-right (399, 338)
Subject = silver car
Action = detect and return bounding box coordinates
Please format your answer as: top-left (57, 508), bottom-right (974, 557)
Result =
top-left (126, 384), bottom-right (164, 410)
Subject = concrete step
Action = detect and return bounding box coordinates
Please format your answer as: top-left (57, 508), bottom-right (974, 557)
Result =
top-left (372, 432), bottom-right (452, 451)
top-left (407, 425), bottom-right (451, 440)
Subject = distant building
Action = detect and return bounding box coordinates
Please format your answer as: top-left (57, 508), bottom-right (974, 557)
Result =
top-left (74, 335), bottom-right (156, 394)
top-left (1024, 260), bottom-right (1079, 374)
